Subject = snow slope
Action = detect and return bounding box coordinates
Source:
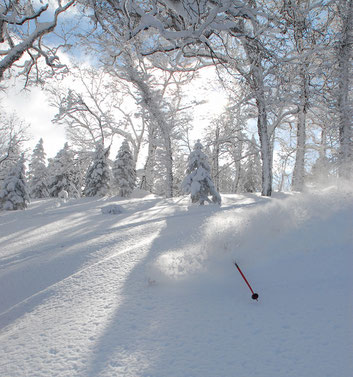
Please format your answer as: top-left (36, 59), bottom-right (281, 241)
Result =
top-left (0, 188), bottom-right (352, 377)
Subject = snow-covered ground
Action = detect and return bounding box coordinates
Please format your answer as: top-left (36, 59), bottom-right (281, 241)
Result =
top-left (0, 187), bottom-right (352, 377)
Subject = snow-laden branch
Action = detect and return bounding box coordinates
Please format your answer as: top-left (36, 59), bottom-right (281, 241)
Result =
top-left (0, 4), bottom-right (49, 26)
top-left (0, 0), bottom-right (75, 82)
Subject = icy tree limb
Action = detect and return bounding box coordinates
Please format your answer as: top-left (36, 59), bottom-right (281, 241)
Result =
top-left (0, 0), bottom-right (75, 82)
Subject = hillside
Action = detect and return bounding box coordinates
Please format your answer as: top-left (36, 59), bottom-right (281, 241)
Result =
top-left (0, 187), bottom-right (352, 377)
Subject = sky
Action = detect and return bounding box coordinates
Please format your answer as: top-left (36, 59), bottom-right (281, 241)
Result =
top-left (3, 85), bottom-right (67, 159)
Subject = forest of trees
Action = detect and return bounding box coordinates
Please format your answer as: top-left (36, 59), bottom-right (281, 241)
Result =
top-left (0, 0), bottom-right (352, 209)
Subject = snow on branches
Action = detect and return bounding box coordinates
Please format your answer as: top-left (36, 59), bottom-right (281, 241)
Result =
top-left (0, 0), bottom-right (75, 84)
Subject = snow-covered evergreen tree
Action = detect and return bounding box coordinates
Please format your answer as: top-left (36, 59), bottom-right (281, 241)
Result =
top-left (182, 140), bottom-right (221, 205)
top-left (242, 137), bottom-right (262, 193)
top-left (307, 155), bottom-right (332, 187)
top-left (0, 137), bottom-right (22, 186)
top-left (0, 154), bottom-right (30, 210)
top-left (84, 143), bottom-right (111, 197)
top-left (47, 143), bottom-right (79, 197)
top-left (113, 140), bottom-right (136, 197)
top-left (28, 138), bottom-right (49, 198)
top-left (71, 155), bottom-right (90, 198)
top-left (173, 150), bottom-right (187, 196)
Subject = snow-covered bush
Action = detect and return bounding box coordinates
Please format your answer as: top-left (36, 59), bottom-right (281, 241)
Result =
top-left (112, 140), bottom-right (136, 197)
top-left (182, 140), bottom-right (221, 205)
top-left (0, 154), bottom-right (30, 210)
top-left (101, 204), bottom-right (124, 214)
top-left (84, 143), bottom-right (111, 197)
top-left (58, 189), bottom-right (69, 202)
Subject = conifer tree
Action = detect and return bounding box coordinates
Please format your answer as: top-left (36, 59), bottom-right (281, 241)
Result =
top-left (47, 143), bottom-right (78, 197)
top-left (0, 154), bottom-right (30, 210)
top-left (28, 138), bottom-right (49, 198)
top-left (0, 137), bottom-right (22, 186)
top-left (113, 140), bottom-right (136, 197)
top-left (84, 143), bottom-right (111, 197)
top-left (242, 137), bottom-right (262, 193)
top-left (182, 140), bottom-right (221, 205)
top-left (308, 155), bottom-right (332, 187)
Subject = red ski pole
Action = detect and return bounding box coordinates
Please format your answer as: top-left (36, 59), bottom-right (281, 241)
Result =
top-left (234, 260), bottom-right (259, 301)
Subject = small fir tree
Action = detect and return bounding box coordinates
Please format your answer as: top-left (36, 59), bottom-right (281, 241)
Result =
top-left (113, 140), bottom-right (136, 197)
top-left (84, 143), bottom-right (111, 197)
top-left (0, 154), bottom-right (30, 210)
top-left (242, 137), bottom-right (262, 193)
top-left (307, 155), bottom-right (332, 186)
top-left (28, 138), bottom-right (49, 198)
top-left (47, 143), bottom-right (79, 197)
top-left (182, 140), bottom-right (221, 205)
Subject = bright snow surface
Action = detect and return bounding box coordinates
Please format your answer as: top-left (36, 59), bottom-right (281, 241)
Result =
top-left (0, 187), bottom-right (352, 377)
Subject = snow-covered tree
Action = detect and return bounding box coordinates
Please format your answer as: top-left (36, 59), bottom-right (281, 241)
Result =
top-left (182, 140), bottom-right (221, 205)
top-left (0, 0), bottom-right (75, 84)
top-left (173, 150), bottom-right (188, 196)
top-left (51, 66), bottom-right (146, 163)
top-left (0, 137), bottom-right (22, 186)
top-left (113, 140), bottom-right (136, 197)
top-left (241, 137), bottom-right (262, 193)
top-left (0, 111), bottom-right (29, 190)
top-left (84, 143), bottom-right (111, 197)
top-left (28, 138), bottom-right (49, 198)
top-left (47, 143), bottom-right (79, 197)
top-left (336, 0), bottom-right (353, 179)
top-left (0, 154), bottom-right (29, 210)
top-left (117, 52), bottom-right (175, 197)
top-left (0, 111), bottom-right (29, 167)
top-left (307, 155), bottom-right (332, 187)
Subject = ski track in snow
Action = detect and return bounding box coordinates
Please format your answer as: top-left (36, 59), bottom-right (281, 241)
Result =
top-left (0, 191), bottom-right (352, 377)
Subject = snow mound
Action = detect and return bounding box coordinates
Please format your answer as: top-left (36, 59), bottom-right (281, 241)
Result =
top-left (101, 204), bottom-right (124, 214)
top-left (130, 188), bottom-right (159, 199)
top-left (147, 245), bottom-right (207, 283)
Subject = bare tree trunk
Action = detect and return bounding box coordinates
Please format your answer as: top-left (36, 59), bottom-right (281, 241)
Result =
top-left (211, 125), bottom-right (220, 191)
top-left (256, 96), bottom-right (272, 196)
top-left (292, 67), bottom-right (308, 191)
top-left (319, 127), bottom-right (328, 162)
top-left (231, 136), bottom-right (244, 193)
top-left (163, 134), bottom-right (174, 198)
top-left (140, 126), bottom-right (157, 192)
top-left (290, 1), bottom-right (310, 192)
top-left (242, 35), bottom-right (273, 197)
